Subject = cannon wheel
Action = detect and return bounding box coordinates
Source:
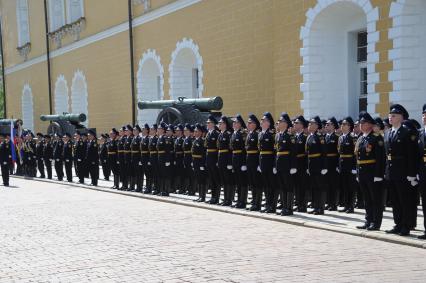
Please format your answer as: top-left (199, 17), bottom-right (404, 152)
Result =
top-left (156, 107), bottom-right (184, 125)
top-left (47, 122), bottom-right (63, 136)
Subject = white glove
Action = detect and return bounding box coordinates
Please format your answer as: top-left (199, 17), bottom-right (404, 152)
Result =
top-left (273, 167), bottom-right (277, 174)
top-left (147, 162), bottom-right (151, 165)
top-left (3, 162), bottom-right (7, 165)
top-left (92, 162), bottom-right (95, 165)
top-left (351, 169), bottom-right (357, 175)
top-left (321, 169), bottom-right (328, 175)
top-left (257, 166), bottom-right (261, 173)
top-left (356, 177), bottom-right (359, 182)
top-left (138, 161), bottom-right (142, 165)
top-left (407, 176), bottom-right (416, 182)
top-left (191, 162), bottom-right (193, 167)
top-left (241, 165), bottom-right (247, 171)
top-left (174, 161), bottom-right (176, 165)
top-left (227, 165), bottom-right (233, 170)
top-left (336, 167), bottom-right (340, 173)
top-left (117, 161), bottom-right (120, 164)
top-left (28, 157), bottom-right (31, 160)
top-left (410, 180), bottom-right (418, 187)
top-left (373, 177), bottom-right (383, 182)
top-left (200, 166), bottom-right (205, 171)
top-left (56, 159), bottom-right (59, 162)
top-left (306, 169), bottom-right (310, 175)
top-left (417, 174), bottom-right (420, 180)
top-left (49, 159), bottom-right (53, 162)
top-left (66, 159), bottom-right (69, 162)
top-left (77, 159), bottom-right (82, 162)
top-left (290, 168), bottom-right (297, 175)
top-left (165, 162), bottom-right (170, 167)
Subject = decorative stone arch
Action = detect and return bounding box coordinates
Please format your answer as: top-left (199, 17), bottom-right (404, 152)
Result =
top-left (299, 0), bottom-right (380, 118)
top-left (71, 70), bottom-right (88, 126)
top-left (21, 83), bottom-right (34, 131)
top-left (136, 49), bottom-right (164, 125)
top-left (389, 0), bottom-right (426, 120)
top-left (169, 37), bottom-right (203, 99)
top-left (54, 75), bottom-right (70, 114)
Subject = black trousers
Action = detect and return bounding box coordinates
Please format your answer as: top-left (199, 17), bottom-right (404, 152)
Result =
top-left (340, 172), bottom-right (356, 209)
top-left (276, 170), bottom-right (295, 211)
top-left (388, 179), bottom-right (412, 230)
top-left (420, 181), bottom-right (426, 233)
top-left (261, 168), bottom-right (275, 210)
top-left (295, 168), bottom-right (308, 209)
top-left (359, 179), bottom-right (383, 228)
top-left (1, 163), bottom-right (9, 185)
top-left (218, 166), bottom-right (233, 203)
top-left (37, 158), bottom-right (45, 178)
top-left (64, 160), bottom-right (73, 182)
top-left (326, 170), bottom-right (340, 207)
top-left (44, 159), bottom-right (52, 179)
top-left (54, 160), bottom-right (64, 180)
top-left (88, 162), bottom-right (99, 185)
top-left (76, 160), bottom-right (85, 183)
top-left (233, 166), bottom-right (248, 205)
top-left (310, 174), bottom-right (326, 211)
top-left (207, 162), bottom-right (221, 201)
top-left (101, 161), bottom-right (111, 180)
top-left (247, 165), bottom-right (261, 208)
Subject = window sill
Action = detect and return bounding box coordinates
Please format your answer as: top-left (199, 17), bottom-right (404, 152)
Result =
top-left (49, 17), bottom-right (86, 48)
top-left (16, 42), bottom-right (31, 61)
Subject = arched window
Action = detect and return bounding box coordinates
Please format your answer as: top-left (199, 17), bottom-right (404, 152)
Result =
top-left (21, 84), bottom-right (34, 131)
top-left (137, 49), bottom-right (164, 125)
top-left (49, 0), bottom-right (65, 32)
top-left (54, 75), bottom-right (69, 114)
top-left (71, 70), bottom-right (88, 126)
top-left (16, 0), bottom-right (30, 46)
top-left (66, 0), bottom-right (84, 23)
top-left (169, 38), bottom-right (203, 99)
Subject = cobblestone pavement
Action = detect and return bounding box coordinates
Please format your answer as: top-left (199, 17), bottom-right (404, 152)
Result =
top-left (1, 178), bottom-right (426, 282)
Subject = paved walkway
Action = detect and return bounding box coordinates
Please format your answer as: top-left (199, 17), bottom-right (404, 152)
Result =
top-left (1, 177), bottom-right (426, 282)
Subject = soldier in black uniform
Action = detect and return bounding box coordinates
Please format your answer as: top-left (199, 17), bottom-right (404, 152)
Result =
top-left (245, 114), bottom-right (261, 211)
top-left (418, 104), bottom-right (426, 239)
top-left (0, 133), bottom-right (10, 186)
top-left (99, 134), bottom-right (111, 181)
top-left (86, 129), bottom-right (99, 186)
top-left (81, 133), bottom-right (89, 178)
top-left (355, 111), bottom-right (385, 231)
top-left (149, 124), bottom-right (159, 194)
top-left (217, 116), bottom-right (233, 206)
top-left (259, 112), bottom-right (276, 213)
top-left (231, 114), bottom-right (248, 208)
top-left (24, 132), bottom-right (37, 177)
top-left (140, 124), bottom-right (150, 193)
top-left (156, 122), bottom-right (172, 196)
top-left (130, 125), bottom-right (141, 192)
top-left (108, 128), bottom-right (120, 189)
top-left (182, 124), bottom-right (195, 195)
top-left (338, 117), bottom-right (357, 213)
top-left (62, 133), bottom-right (73, 182)
top-left (324, 117), bottom-right (340, 211)
top-left (35, 133), bottom-right (45, 178)
top-left (53, 134), bottom-right (64, 181)
top-left (117, 127), bottom-right (127, 190)
top-left (374, 117), bottom-right (388, 210)
top-left (274, 113), bottom-right (297, 216)
top-left (384, 104), bottom-right (417, 236)
top-left (306, 116), bottom-right (327, 215)
top-left (123, 125), bottom-right (133, 191)
top-left (293, 115), bottom-right (309, 212)
top-left (205, 115), bottom-right (220, 204)
top-left (43, 135), bottom-right (53, 179)
top-left (73, 131), bottom-right (86, 184)
top-left (192, 123), bottom-right (207, 202)
top-left (173, 124), bottom-right (185, 194)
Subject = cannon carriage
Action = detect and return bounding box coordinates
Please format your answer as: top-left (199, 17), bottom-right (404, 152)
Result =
top-left (40, 113), bottom-right (95, 136)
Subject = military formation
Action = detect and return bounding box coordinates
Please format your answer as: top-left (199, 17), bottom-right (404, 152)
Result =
top-left (1, 103), bottom-right (426, 239)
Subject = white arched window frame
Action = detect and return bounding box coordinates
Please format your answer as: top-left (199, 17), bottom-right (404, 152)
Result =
top-left (49, 0), bottom-right (66, 32)
top-left (71, 70), bottom-right (89, 126)
top-left (66, 0), bottom-right (84, 23)
top-left (21, 84), bottom-right (34, 132)
top-left (16, 0), bottom-right (30, 46)
top-left (54, 75), bottom-right (70, 114)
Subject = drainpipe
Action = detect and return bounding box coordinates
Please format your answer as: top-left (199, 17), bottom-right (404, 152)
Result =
top-left (128, 0), bottom-right (136, 125)
top-left (43, 0), bottom-right (53, 114)
top-left (0, 17), bottom-right (6, 118)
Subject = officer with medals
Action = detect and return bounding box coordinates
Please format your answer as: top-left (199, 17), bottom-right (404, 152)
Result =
top-left (292, 116), bottom-right (309, 212)
top-left (192, 123), bottom-right (207, 202)
top-left (324, 117), bottom-right (340, 211)
top-left (62, 133), bottom-right (73, 182)
top-left (205, 115), bottom-right (220, 204)
top-left (217, 116), bottom-right (233, 206)
top-left (108, 128), bottom-right (120, 189)
top-left (246, 114), bottom-right (262, 211)
top-left (182, 124), bottom-right (195, 195)
top-left (73, 131), bottom-right (86, 184)
top-left (355, 111), bottom-right (385, 231)
top-left (306, 116), bottom-right (327, 215)
top-left (274, 113), bottom-right (297, 216)
top-left (259, 112), bottom-right (276, 213)
top-left (231, 114), bottom-right (248, 208)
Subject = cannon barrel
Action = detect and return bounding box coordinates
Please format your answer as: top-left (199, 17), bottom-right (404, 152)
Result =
top-left (0, 119), bottom-right (23, 127)
top-left (40, 113), bottom-right (87, 123)
top-left (138, 96), bottom-right (223, 112)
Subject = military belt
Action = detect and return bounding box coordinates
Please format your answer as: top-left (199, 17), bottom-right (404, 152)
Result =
top-left (141, 151), bottom-right (149, 154)
top-left (207, 149), bottom-right (218, 153)
top-left (184, 151), bottom-right (192, 154)
top-left (296, 154), bottom-right (306, 158)
top-left (387, 155), bottom-right (403, 161)
top-left (246, 150), bottom-right (259, 154)
top-left (123, 150), bottom-right (131, 153)
top-left (150, 151), bottom-right (158, 155)
top-left (107, 152), bottom-right (116, 155)
top-left (340, 154), bottom-right (354, 158)
top-left (260, 151), bottom-right (273, 155)
top-left (326, 153), bottom-right (338, 157)
top-left (308, 153), bottom-right (321, 158)
top-left (218, 149), bottom-right (229, 153)
top-left (175, 151), bottom-right (183, 154)
top-left (131, 151), bottom-right (140, 153)
top-left (192, 154), bottom-right (202, 158)
top-left (357, 159), bottom-right (376, 165)
top-left (276, 151), bottom-right (290, 156)
top-left (157, 151), bottom-right (166, 154)
top-left (117, 150), bottom-right (124, 153)
top-left (233, 150), bottom-right (243, 154)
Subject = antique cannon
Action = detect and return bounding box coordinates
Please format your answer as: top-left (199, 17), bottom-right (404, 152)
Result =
top-left (39, 113), bottom-right (95, 136)
top-left (0, 119), bottom-right (23, 136)
top-left (137, 96), bottom-right (223, 125)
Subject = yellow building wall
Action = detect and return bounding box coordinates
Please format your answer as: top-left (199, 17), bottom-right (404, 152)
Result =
top-left (3, 0), bottom-right (396, 134)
